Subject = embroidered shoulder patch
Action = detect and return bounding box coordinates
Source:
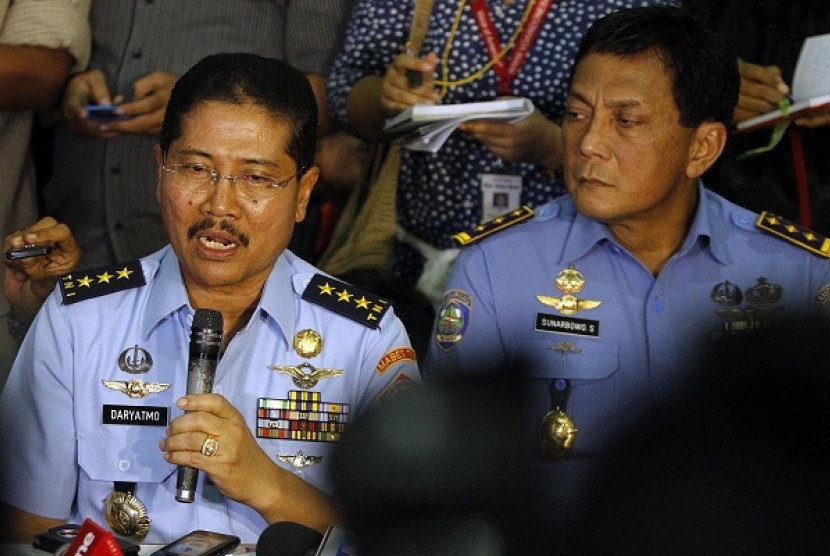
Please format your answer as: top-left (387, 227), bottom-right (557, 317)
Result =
top-left (302, 274), bottom-right (391, 329)
top-left (453, 206), bottom-right (535, 246)
top-left (756, 211), bottom-right (830, 258)
top-left (60, 260), bottom-right (146, 305)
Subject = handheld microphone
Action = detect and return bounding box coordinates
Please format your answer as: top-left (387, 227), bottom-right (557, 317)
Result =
top-left (255, 521), bottom-right (323, 556)
top-left (175, 308), bottom-right (223, 503)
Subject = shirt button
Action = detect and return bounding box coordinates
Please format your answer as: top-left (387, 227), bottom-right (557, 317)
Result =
top-left (110, 166), bottom-right (121, 175)
top-left (655, 377), bottom-right (669, 392)
top-left (131, 47), bottom-right (143, 59)
top-left (740, 214), bottom-right (752, 225)
top-left (118, 459), bottom-right (130, 472)
top-left (653, 299), bottom-right (665, 312)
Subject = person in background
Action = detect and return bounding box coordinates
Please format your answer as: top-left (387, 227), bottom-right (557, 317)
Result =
top-left (0, 0), bottom-right (90, 384)
top-left (40, 0), bottom-right (355, 270)
top-left (0, 53), bottom-right (418, 544)
top-left (685, 0), bottom-right (830, 235)
top-left (327, 0), bottom-right (678, 312)
top-left (2, 218), bottom-right (80, 390)
top-left (423, 4), bottom-right (830, 526)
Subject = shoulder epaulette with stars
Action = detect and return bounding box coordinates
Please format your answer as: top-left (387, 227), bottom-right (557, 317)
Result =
top-left (452, 206), bottom-right (535, 247)
top-left (302, 273), bottom-right (391, 330)
top-left (59, 260), bottom-right (146, 305)
top-left (756, 211), bottom-right (830, 258)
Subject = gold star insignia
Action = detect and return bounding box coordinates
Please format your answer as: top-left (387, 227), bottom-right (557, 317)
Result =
top-left (766, 216), bottom-right (779, 225)
top-left (785, 224), bottom-right (798, 233)
top-left (116, 267), bottom-right (134, 280)
top-left (337, 289), bottom-right (353, 302)
top-left (354, 296), bottom-right (370, 309)
top-left (367, 314), bottom-right (377, 321)
top-left (805, 232), bottom-right (817, 242)
top-left (78, 276), bottom-right (93, 287)
top-left (318, 282), bottom-right (335, 295)
top-left (97, 271), bottom-right (113, 284)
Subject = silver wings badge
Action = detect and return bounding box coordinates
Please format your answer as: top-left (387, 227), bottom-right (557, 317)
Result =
top-left (102, 379), bottom-right (171, 399)
top-left (278, 450), bottom-right (323, 468)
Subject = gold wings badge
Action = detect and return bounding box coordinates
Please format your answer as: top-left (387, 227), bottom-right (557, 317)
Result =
top-left (269, 362), bottom-right (344, 389)
top-left (536, 265), bottom-right (601, 315)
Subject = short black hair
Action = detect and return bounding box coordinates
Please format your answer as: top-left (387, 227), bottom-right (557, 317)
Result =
top-left (160, 52), bottom-right (317, 174)
top-left (573, 6), bottom-right (739, 127)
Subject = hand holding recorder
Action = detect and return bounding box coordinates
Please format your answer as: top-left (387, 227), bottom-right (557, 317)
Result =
top-left (3, 217), bottom-right (81, 324)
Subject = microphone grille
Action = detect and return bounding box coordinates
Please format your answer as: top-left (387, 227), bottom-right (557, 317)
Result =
top-left (193, 308), bottom-right (223, 331)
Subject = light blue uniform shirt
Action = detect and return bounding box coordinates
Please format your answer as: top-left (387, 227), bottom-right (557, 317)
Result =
top-left (0, 246), bottom-right (419, 543)
top-left (425, 186), bottom-right (830, 462)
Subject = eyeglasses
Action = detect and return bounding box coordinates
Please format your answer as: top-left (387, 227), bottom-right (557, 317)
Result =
top-left (161, 156), bottom-right (302, 202)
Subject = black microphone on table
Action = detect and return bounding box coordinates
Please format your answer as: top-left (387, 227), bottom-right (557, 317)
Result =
top-left (256, 521), bottom-right (324, 556)
top-left (175, 308), bottom-right (224, 503)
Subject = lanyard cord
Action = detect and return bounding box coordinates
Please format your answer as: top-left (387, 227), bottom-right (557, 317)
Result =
top-left (436, 0), bottom-right (537, 97)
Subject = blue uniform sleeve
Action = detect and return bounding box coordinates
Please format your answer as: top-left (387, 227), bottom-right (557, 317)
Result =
top-left (423, 245), bottom-right (510, 381)
top-left (351, 306), bottom-right (421, 413)
top-left (0, 290), bottom-right (78, 519)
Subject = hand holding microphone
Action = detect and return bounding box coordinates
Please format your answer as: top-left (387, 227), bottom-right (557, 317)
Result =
top-left (175, 308), bottom-right (223, 503)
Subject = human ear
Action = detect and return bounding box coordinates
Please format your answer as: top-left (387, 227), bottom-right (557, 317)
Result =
top-left (295, 166), bottom-right (319, 223)
top-left (686, 122), bottom-right (727, 179)
top-left (153, 145), bottom-right (164, 203)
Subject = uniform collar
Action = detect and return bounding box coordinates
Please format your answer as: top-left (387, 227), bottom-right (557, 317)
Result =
top-left (142, 245), bottom-right (298, 341)
top-left (557, 197), bottom-right (613, 263)
top-left (558, 183), bottom-right (729, 265)
top-left (258, 253), bottom-right (298, 343)
top-left (143, 245), bottom-right (189, 336)
top-left (693, 185), bottom-right (734, 266)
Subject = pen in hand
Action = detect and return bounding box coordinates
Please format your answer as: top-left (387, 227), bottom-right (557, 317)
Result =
top-left (405, 43), bottom-right (423, 88)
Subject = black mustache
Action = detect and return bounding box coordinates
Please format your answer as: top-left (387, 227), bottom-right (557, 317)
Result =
top-left (187, 218), bottom-right (250, 247)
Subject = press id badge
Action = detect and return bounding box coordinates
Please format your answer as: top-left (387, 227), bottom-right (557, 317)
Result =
top-left (481, 173), bottom-right (522, 221)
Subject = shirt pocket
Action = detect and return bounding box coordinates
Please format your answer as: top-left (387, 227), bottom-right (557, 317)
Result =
top-left (520, 341), bottom-right (620, 380)
top-left (519, 341), bottom-right (621, 438)
top-left (78, 430), bottom-right (175, 483)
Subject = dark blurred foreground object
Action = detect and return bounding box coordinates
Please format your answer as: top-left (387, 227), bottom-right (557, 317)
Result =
top-left (256, 521), bottom-right (323, 556)
top-left (334, 317), bottom-right (830, 554)
top-left (553, 316), bottom-right (830, 554)
top-left (331, 378), bottom-right (529, 556)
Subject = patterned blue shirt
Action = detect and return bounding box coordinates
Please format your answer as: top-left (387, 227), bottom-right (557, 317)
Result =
top-left (329, 0), bottom-right (677, 253)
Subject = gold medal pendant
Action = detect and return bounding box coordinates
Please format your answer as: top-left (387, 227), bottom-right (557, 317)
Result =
top-left (538, 407), bottom-right (578, 460)
top-left (103, 490), bottom-right (150, 541)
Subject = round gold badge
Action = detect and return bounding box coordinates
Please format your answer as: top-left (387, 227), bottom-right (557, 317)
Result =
top-left (103, 491), bottom-right (150, 541)
top-left (293, 329), bottom-right (323, 359)
top-left (538, 408), bottom-right (578, 461)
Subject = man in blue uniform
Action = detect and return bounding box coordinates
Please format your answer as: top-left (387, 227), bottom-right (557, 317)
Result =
top-left (0, 53), bottom-right (418, 544)
top-left (424, 5), bottom-right (830, 519)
